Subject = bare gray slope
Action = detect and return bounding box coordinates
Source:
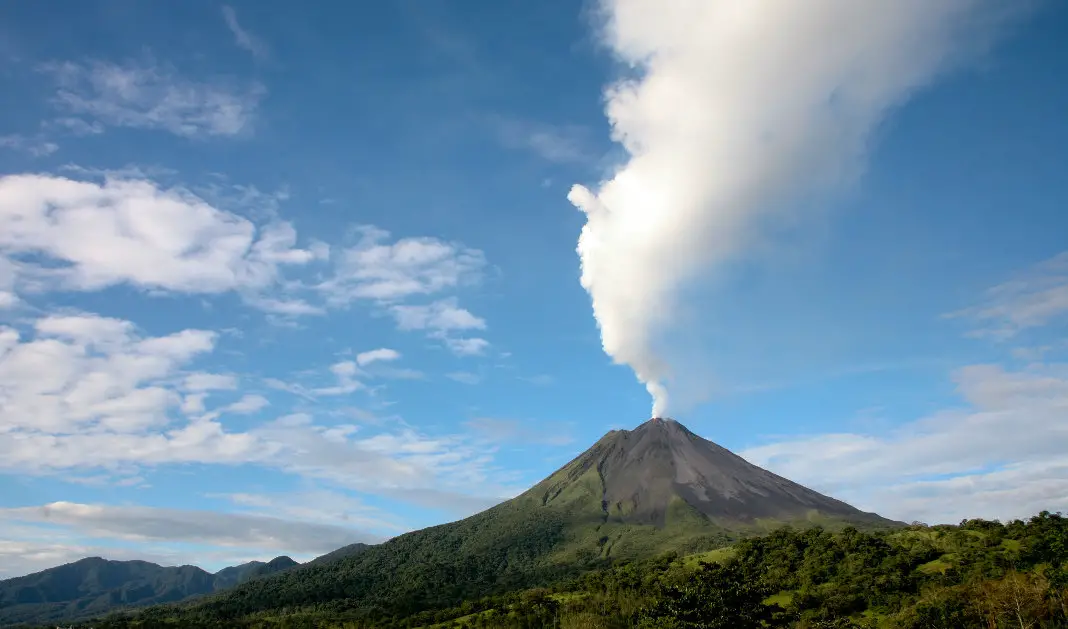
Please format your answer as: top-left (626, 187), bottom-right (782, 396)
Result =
top-left (561, 417), bottom-right (890, 528)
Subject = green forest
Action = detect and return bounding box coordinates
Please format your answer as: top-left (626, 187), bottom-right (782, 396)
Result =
top-left (67, 511), bottom-right (1068, 629)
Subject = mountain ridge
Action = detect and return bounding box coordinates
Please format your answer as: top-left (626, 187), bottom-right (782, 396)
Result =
top-left (0, 553), bottom-right (305, 626)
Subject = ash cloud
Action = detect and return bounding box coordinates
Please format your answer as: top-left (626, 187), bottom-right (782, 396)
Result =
top-left (570, 0), bottom-right (1025, 416)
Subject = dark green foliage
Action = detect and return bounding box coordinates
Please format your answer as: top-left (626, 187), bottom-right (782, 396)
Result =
top-left (57, 511), bottom-right (1068, 629)
top-left (0, 554), bottom-right (301, 626)
top-left (306, 544), bottom-right (371, 567)
top-left (639, 560), bottom-right (775, 628)
top-left (213, 557), bottom-right (300, 590)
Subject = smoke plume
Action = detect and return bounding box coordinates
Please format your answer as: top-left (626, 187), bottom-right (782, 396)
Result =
top-left (570, 0), bottom-right (1022, 416)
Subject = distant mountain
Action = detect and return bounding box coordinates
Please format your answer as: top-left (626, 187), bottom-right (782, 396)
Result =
top-left (307, 543), bottom-right (371, 566)
top-left (0, 554), bottom-right (301, 626)
top-left (170, 418), bottom-right (897, 624)
top-left (210, 555), bottom-right (299, 590)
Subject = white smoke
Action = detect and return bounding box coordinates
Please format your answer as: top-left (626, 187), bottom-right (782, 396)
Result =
top-left (570, 0), bottom-right (1024, 417)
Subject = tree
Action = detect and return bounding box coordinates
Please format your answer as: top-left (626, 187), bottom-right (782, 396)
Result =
top-left (639, 560), bottom-right (776, 629)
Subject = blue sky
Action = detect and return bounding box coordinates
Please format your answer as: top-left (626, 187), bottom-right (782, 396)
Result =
top-left (0, 0), bottom-right (1066, 578)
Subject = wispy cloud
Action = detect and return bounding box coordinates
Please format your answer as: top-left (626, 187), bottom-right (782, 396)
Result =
top-left (947, 251), bottom-right (1068, 340)
top-left (0, 312), bottom-right (511, 514)
top-left (41, 58), bottom-right (265, 138)
top-left (1, 502), bottom-right (378, 555)
top-left (221, 6), bottom-right (269, 60)
top-left (0, 134), bottom-right (59, 157)
top-left (488, 114), bottom-right (597, 165)
top-left (741, 361), bottom-right (1068, 523)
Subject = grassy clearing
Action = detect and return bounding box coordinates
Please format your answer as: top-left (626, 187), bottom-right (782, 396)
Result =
top-left (680, 546), bottom-right (736, 569)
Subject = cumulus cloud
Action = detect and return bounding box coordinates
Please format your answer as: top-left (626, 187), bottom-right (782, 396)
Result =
top-left (356, 348), bottom-right (401, 367)
top-left (0, 173), bottom-right (317, 299)
top-left (319, 226), bottom-right (485, 305)
top-left (1, 170), bottom-right (491, 344)
top-left (221, 6), bottom-right (269, 60)
top-left (310, 360), bottom-right (364, 396)
top-left (569, 0), bottom-right (1025, 416)
top-left (391, 299), bottom-right (486, 332)
top-left (0, 312), bottom-right (513, 515)
top-left (0, 313), bottom-right (214, 434)
top-left (42, 58), bottom-right (265, 138)
top-left (442, 337), bottom-right (490, 357)
top-left (741, 362), bottom-right (1068, 524)
top-left (390, 299), bottom-right (490, 356)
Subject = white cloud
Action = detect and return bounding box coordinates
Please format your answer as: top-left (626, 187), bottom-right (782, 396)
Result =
top-left (35, 312), bottom-right (134, 347)
top-left (215, 489), bottom-right (404, 533)
top-left (223, 394), bottom-right (269, 414)
top-left (0, 173), bottom-right (318, 300)
top-left (319, 226), bottom-right (485, 305)
top-left (873, 460), bottom-right (1068, 525)
top-left (0, 134), bottom-right (59, 157)
top-left (0, 314), bottom-right (214, 434)
top-left (221, 6), bottom-right (269, 60)
top-left (388, 299), bottom-right (490, 355)
top-left (948, 251), bottom-right (1068, 339)
top-left (569, 0), bottom-right (1026, 416)
top-left (741, 362), bottom-right (1068, 524)
top-left (0, 308), bottom-right (526, 548)
top-left (42, 58), bottom-right (265, 138)
top-left (443, 337), bottom-right (490, 357)
top-left (1, 502), bottom-right (377, 556)
top-left (356, 348), bottom-right (401, 367)
top-left (391, 299), bottom-right (486, 332)
top-left (184, 372), bottom-right (238, 392)
top-left (1, 171), bottom-right (491, 342)
top-left (310, 360), bottom-right (364, 396)
top-left (48, 116), bottom-right (105, 136)
top-left (243, 295), bottom-right (325, 316)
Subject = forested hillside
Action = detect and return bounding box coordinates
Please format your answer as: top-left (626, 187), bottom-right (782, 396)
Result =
top-left (0, 555), bottom-right (299, 627)
top-left (64, 511), bottom-right (1067, 629)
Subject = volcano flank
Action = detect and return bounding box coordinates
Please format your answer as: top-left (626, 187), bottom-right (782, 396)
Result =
top-left (171, 418), bottom-right (897, 623)
top-left (538, 416), bottom-right (888, 529)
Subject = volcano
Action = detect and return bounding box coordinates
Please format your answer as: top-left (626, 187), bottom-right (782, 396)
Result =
top-left (536, 416), bottom-right (888, 529)
top-left (180, 418), bottom-right (897, 622)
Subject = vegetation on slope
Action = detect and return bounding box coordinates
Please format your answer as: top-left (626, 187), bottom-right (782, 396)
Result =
top-left (0, 555), bottom-right (299, 627)
top-left (64, 511), bottom-right (1068, 629)
top-left (113, 456), bottom-right (878, 626)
